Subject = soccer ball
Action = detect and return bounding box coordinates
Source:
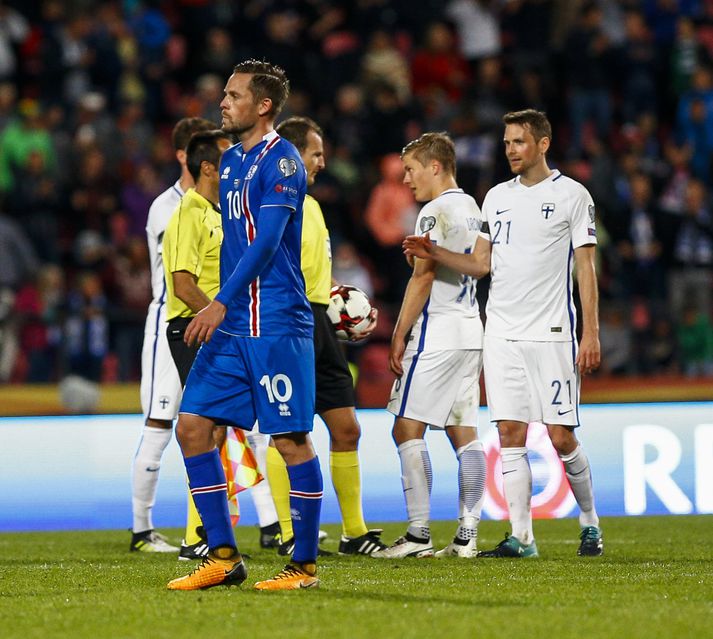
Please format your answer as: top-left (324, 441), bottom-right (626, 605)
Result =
top-left (326, 285), bottom-right (372, 340)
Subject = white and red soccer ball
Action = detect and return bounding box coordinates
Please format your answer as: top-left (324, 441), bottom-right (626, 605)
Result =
top-left (326, 285), bottom-right (373, 340)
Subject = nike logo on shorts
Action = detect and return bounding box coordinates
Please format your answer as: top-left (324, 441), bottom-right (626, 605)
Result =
top-left (557, 409), bottom-right (573, 416)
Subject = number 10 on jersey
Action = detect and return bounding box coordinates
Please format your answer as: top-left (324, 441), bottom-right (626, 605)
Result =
top-left (226, 191), bottom-right (241, 220)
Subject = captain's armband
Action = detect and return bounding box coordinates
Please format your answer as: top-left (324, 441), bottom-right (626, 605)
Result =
top-left (478, 221), bottom-right (491, 240)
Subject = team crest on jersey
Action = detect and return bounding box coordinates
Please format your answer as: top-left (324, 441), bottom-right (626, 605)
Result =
top-left (541, 202), bottom-right (555, 219)
top-left (278, 157), bottom-right (298, 177)
top-left (233, 178), bottom-right (240, 188)
top-left (420, 216), bottom-right (436, 233)
top-left (588, 204), bottom-right (595, 222)
top-left (245, 164), bottom-right (258, 180)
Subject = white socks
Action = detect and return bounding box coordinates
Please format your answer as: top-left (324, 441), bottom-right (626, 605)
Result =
top-left (455, 440), bottom-right (486, 541)
top-left (500, 446), bottom-right (534, 545)
top-left (131, 425), bottom-right (172, 533)
top-left (246, 432), bottom-right (279, 527)
top-left (398, 439), bottom-right (432, 541)
top-left (560, 445), bottom-right (599, 528)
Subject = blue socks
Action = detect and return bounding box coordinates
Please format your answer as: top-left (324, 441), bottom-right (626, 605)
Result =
top-left (184, 449), bottom-right (322, 561)
top-left (287, 456), bottom-right (323, 563)
top-left (184, 449), bottom-right (235, 551)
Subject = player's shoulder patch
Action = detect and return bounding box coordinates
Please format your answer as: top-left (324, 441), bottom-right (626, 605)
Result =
top-left (419, 215), bottom-right (436, 233)
top-left (277, 156), bottom-right (298, 177)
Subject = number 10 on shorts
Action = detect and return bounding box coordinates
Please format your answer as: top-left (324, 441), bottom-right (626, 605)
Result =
top-left (259, 374), bottom-right (293, 403)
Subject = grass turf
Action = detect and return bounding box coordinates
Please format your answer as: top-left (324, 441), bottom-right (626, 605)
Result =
top-left (1, 516), bottom-right (711, 639)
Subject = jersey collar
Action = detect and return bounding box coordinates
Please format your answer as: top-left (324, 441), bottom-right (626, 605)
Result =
top-left (432, 187), bottom-right (464, 202)
top-left (242, 130), bottom-right (279, 156)
top-left (184, 187), bottom-right (219, 211)
top-left (172, 179), bottom-right (184, 197)
top-left (513, 168), bottom-right (560, 189)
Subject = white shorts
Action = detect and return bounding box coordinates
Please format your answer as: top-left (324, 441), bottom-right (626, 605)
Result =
top-left (483, 335), bottom-right (580, 426)
top-left (140, 305), bottom-right (182, 421)
top-left (387, 349), bottom-right (482, 428)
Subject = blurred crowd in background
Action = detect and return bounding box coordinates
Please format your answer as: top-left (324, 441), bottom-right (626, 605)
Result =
top-left (0, 0), bottom-right (712, 391)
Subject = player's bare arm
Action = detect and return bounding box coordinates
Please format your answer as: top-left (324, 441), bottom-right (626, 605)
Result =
top-left (403, 233), bottom-right (491, 279)
top-left (172, 270), bottom-right (212, 314)
top-left (574, 244), bottom-right (600, 375)
top-left (389, 257), bottom-right (436, 376)
top-left (184, 299), bottom-right (226, 346)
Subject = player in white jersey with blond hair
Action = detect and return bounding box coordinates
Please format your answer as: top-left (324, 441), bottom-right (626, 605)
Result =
top-left (372, 132), bottom-right (487, 560)
top-left (404, 110), bottom-right (603, 558)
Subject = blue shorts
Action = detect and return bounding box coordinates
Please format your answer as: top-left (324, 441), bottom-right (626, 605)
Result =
top-left (180, 329), bottom-right (315, 435)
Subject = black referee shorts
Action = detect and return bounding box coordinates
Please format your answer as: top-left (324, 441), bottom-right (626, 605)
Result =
top-left (312, 302), bottom-right (356, 413)
top-left (166, 316), bottom-right (201, 386)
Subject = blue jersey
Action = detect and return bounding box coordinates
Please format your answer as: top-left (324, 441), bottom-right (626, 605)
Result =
top-left (217, 131), bottom-right (312, 337)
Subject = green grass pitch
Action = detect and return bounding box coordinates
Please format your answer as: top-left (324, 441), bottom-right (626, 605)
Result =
top-left (1, 516), bottom-right (711, 639)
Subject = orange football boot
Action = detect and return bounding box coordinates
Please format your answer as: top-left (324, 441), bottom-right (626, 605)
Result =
top-left (167, 552), bottom-right (247, 590)
top-left (253, 563), bottom-right (319, 591)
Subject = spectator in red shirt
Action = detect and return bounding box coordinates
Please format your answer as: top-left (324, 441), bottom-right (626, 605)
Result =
top-left (411, 22), bottom-right (471, 104)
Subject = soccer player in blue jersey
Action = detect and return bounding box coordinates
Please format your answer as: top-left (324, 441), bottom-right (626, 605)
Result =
top-left (167, 60), bottom-right (323, 591)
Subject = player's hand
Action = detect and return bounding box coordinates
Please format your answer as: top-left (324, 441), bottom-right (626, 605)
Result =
top-left (389, 334), bottom-right (406, 376)
top-left (349, 307), bottom-right (378, 341)
top-left (577, 332), bottom-right (601, 376)
top-left (403, 232), bottom-right (434, 259)
top-left (184, 300), bottom-right (226, 347)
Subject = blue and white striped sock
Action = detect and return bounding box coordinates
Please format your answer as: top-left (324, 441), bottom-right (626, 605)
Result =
top-left (287, 456), bottom-right (323, 564)
top-left (456, 440), bottom-right (486, 542)
top-left (398, 439), bottom-right (432, 542)
top-left (184, 449), bottom-right (235, 551)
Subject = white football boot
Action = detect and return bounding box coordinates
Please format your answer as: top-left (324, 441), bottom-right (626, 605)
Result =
top-left (371, 535), bottom-right (434, 559)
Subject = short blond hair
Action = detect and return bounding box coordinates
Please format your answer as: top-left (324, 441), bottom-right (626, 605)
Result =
top-left (401, 132), bottom-right (456, 176)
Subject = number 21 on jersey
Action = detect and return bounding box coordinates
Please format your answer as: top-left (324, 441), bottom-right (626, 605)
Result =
top-left (492, 219), bottom-right (511, 244)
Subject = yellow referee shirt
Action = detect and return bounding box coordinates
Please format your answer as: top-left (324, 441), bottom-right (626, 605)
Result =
top-left (301, 194), bottom-right (332, 304)
top-left (163, 188), bottom-right (223, 320)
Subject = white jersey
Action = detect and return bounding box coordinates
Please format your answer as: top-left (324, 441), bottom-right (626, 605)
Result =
top-left (479, 169), bottom-right (597, 342)
top-left (147, 180), bottom-right (184, 311)
top-left (140, 180), bottom-right (184, 420)
top-left (408, 188), bottom-right (484, 352)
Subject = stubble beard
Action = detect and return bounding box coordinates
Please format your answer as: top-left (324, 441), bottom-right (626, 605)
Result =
top-left (222, 122), bottom-right (251, 137)
top-left (221, 115), bottom-right (256, 139)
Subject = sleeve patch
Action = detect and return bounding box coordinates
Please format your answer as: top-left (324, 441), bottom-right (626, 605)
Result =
top-left (274, 183), bottom-right (299, 196)
top-left (278, 157), bottom-right (298, 177)
top-left (419, 215), bottom-right (436, 233)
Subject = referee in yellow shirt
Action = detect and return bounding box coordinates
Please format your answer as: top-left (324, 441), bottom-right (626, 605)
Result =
top-left (163, 130), bottom-right (230, 378)
top-left (162, 129), bottom-right (231, 560)
top-left (271, 116), bottom-right (386, 556)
